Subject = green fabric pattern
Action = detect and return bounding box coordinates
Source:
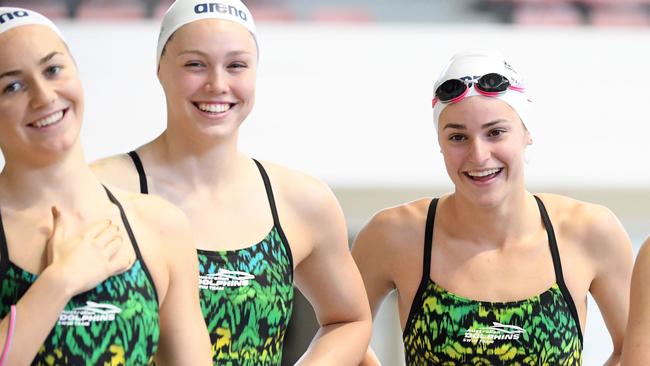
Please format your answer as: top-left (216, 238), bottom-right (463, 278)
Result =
top-left (403, 282), bottom-right (582, 365)
top-left (0, 260), bottom-right (159, 365)
top-left (198, 226), bottom-right (293, 366)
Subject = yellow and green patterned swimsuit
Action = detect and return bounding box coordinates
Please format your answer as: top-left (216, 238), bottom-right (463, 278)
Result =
top-left (0, 188), bottom-right (160, 365)
top-left (403, 197), bottom-right (582, 365)
top-left (129, 152), bottom-right (294, 366)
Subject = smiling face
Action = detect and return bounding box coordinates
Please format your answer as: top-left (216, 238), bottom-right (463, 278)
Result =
top-left (0, 25), bottom-right (82, 163)
top-left (157, 19), bottom-right (257, 140)
top-left (437, 96), bottom-right (532, 208)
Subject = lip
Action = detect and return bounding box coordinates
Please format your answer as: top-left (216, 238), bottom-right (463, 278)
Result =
top-left (191, 101), bottom-right (237, 119)
top-left (463, 167), bottom-right (504, 186)
top-left (26, 107), bottom-right (69, 130)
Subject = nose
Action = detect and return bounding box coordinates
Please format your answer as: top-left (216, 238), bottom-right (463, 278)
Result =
top-left (468, 137), bottom-right (491, 165)
top-left (29, 76), bottom-right (57, 109)
top-left (204, 68), bottom-right (227, 94)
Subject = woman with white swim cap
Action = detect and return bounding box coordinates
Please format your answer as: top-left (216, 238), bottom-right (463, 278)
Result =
top-left (0, 7), bottom-right (212, 365)
top-left (92, 0), bottom-right (371, 364)
top-left (621, 238), bottom-right (650, 364)
top-left (352, 48), bottom-right (633, 365)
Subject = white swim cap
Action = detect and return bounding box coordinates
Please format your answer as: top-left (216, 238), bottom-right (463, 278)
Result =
top-left (0, 7), bottom-right (64, 40)
top-left (433, 49), bottom-right (531, 131)
top-left (156, 0), bottom-right (257, 64)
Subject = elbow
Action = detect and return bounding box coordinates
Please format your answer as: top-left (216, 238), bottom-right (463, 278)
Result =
top-left (608, 347), bottom-right (623, 366)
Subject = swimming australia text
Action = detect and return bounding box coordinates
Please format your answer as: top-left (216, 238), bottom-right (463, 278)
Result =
top-left (463, 322), bottom-right (527, 344)
top-left (199, 269), bottom-right (255, 291)
top-left (194, 3), bottom-right (248, 22)
top-left (58, 301), bottom-right (122, 327)
top-left (0, 10), bottom-right (29, 24)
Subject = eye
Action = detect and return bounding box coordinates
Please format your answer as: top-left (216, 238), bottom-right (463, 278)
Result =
top-left (2, 81), bottom-right (23, 94)
top-left (228, 61), bottom-right (248, 71)
top-left (228, 62), bottom-right (247, 69)
top-left (184, 60), bottom-right (206, 68)
top-left (488, 128), bottom-right (507, 138)
top-left (45, 65), bottom-right (62, 77)
top-left (448, 134), bottom-right (466, 142)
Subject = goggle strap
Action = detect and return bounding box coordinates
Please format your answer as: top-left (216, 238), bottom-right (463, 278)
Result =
top-left (508, 85), bottom-right (526, 93)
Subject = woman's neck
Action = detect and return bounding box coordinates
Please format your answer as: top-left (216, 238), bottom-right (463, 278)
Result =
top-left (444, 189), bottom-right (541, 248)
top-left (146, 128), bottom-right (249, 188)
top-left (0, 143), bottom-right (107, 214)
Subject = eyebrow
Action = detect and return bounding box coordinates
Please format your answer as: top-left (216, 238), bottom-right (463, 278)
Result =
top-left (40, 52), bottom-right (61, 65)
top-left (0, 52), bottom-right (62, 80)
top-left (443, 119), bottom-right (509, 130)
top-left (177, 49), bottom-right (254, 58)
top-left (0, 70), bottom-right (20, 80)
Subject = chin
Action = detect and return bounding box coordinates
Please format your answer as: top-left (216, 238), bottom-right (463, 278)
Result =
top-left (197, 121), bottom-right (238, 137)
top-left (40, 130), bottom-right (80, 156)
top-left (459, 188), bottom-right (506, 209)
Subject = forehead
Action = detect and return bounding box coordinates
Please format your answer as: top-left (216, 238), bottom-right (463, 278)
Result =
top-left (168, 18), bottom-right (256, 52)
top-left (0, 25), bottom-right (67, 63)
top-left (439, 96), bottom-right (520, 126)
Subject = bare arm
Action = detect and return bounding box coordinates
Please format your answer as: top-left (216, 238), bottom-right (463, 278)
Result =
top-left (621, 237), bottom-right (650, 366)
top-left (0, 266), bottom-right (75, 365)
top-left (0, 208), bottom-right (130, 365)
top-left (351, 211), bottom-right (401, 366)
top-left (292, 182), bottom-right (372, 366)
top-left (143, 202), bottom-right (212, 366)
top-left (585, 207), bottom-right (634, 366)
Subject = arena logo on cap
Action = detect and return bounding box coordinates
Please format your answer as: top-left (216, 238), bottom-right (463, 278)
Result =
top-left (0, 9), bottom-right (29, 24)
top-left (503, 60), bottom-right (516, 74)
top-left (194, 3), bottom-right (248, 22)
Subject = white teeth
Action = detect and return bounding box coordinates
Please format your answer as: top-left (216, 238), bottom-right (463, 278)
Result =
top-left (32, 110), bottom-right (64, 128)
top-left (197, 103), bottom-right (230, 113)
top-left (467, 168), bottom-right (501, 177)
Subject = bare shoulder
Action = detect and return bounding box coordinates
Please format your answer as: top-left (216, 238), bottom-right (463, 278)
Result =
top-left (354, 198), bottom-right (432, 254)
top-left (256, 160), bottom-right (340, 218)
top-left (352, 198), bottom-right (432, 293)
top-left (91, 153), bottom-right (140, 192)
top-left (107, 186), bottom-right (193, 251)
top-left (106, 187), bottom-right (197, 306)
top-left (536, 193), bottom-right (624, 235)
top-left (535, 193), bottom-right (630, 258)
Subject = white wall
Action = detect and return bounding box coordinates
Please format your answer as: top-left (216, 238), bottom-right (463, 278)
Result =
top-left (48, 22), bottom-right (650, 188)
top-left (11, 21), bottom-right (645, 365)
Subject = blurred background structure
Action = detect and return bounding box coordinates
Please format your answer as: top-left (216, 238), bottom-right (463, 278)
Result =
top-left (2, 0), bottom-right (650, 26)
top-left (1, 1), bottom-right (648, 365)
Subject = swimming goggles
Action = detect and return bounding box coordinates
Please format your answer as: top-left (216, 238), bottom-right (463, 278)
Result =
top-left (432, 73), bottom-right (525, 107)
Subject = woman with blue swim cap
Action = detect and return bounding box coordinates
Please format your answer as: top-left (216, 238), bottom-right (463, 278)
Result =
top-left (0, 6), bottom-right (212, 365)
top-left (353, 48), bottom-right (633, 365)
top-left (91, 0), bottom-right (372, 364)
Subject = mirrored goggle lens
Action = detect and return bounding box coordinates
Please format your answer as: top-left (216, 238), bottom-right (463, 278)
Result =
top-left (476, 73), bottom-right (510, 93)
top-left (435, 79), bottom-right (468, 102)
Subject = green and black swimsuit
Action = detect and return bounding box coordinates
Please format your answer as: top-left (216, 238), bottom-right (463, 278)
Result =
top-left (129, 152), bottom-right (294, 366)
top-left (0, 187), bottom-right (160, 365)
top-left (403, 197), bottom-right (583, 365)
